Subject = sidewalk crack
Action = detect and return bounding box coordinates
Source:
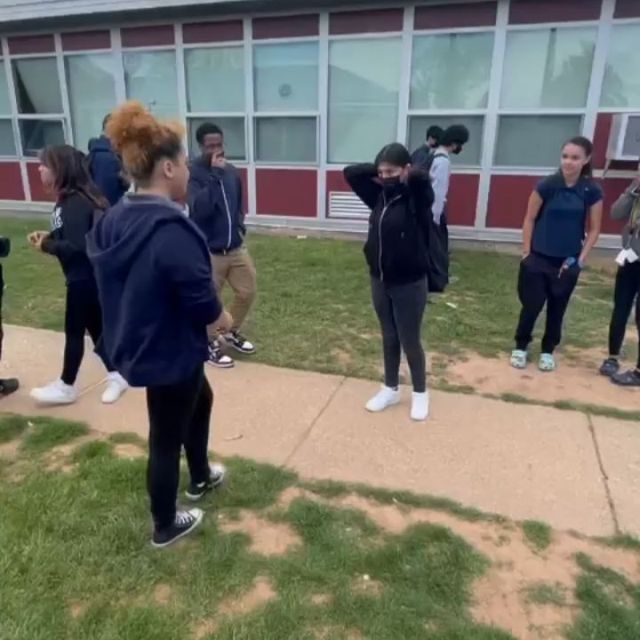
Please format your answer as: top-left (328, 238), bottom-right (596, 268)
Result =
top-left (587, 413), bottom-right (620, 534)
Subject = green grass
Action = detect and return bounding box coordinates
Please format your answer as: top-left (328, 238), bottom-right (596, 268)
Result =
top-left (0, 217), bottom-right (615, 381)
top-left (522, 520), bottom-right (553, 552)
top-left (523, 582), bottom-right (568, 607)
top-left (20, 417), bottom-right (88, 454)
top-left (0, 414), bottom-right (30, 443)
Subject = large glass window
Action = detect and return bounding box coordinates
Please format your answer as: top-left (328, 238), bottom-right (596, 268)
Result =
top-left (494, 115), bottom-right (582, 167)
top-left (187, 117), bottom-right (246, 161)
top-left (0, 61), bottom-right (16, 156)
top-left (65, 54), bottom-right (117, 151)
top-left (13, 57), bottom-right (62, 114)
top-left (501, 27), bottom-right (597, 109)
top-left (185, 47), bottom-right (245, 113)
top-left (601, 24), bottom-right (640, 108)
top-left (0, 61), bottom-right (11, 115)
top-left (410, 33), bottom-right (493, 110)
top-left (19, 120), bottom-right (65, 157)
top-left (328, 38), bottom-right (401, 164)
top-left (124, 51), bottom-right (179, 119)
top-left (255, 117), bottom-right (317, 163)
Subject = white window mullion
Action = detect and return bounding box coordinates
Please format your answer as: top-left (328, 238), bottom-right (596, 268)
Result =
top-left (111, 28), bottom-right (126, 104)
top-left (397, 6), bottom-right (414, 146)
top-left (317, 11), bottom-right (329, 219)
top-left (174, 24), bottom-right (188, 151)
top-left (54, 33), bottom-right (73, 147)
top-left (244, 17), bottom-right (256, 217)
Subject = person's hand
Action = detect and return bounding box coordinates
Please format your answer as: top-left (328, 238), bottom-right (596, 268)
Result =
top-left (211, 309), bottom-right (233, 334)
top-left (28, 231), bottom-right (47, 251)
top-left (210, 151), bottom-right (226, 170)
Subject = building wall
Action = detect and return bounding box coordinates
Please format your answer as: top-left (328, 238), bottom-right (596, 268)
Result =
top-left (0, 0), bottom-right (639, 241)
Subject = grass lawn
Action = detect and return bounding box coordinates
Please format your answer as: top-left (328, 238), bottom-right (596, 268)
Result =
top-left (1, 415), bottom-right (639, 640)
top-left (0, 217), bottom-right (615, 381)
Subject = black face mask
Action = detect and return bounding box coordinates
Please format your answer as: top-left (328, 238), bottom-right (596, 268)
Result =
top-left (452, 144), bottom-right (463, 156)
top-left (381, 176), bottom-right (404, 197)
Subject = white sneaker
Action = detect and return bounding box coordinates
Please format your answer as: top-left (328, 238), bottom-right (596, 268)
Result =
top-left (411, 391), bottom-right (430, 421)
top-left (365, 386), bottom-right (400, 413)
top-left (30, 380), bottom-right (78, 405)
top-left (101, 372), bottom-right (129, 404)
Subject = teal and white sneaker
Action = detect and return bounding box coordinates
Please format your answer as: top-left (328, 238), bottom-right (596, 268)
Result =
top-left (510, 350), bottom-right (528, 369)
top-left (538, 353), bottom-right (556, 372)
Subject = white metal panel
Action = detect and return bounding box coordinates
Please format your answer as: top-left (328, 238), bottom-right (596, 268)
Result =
top-left (328, 191), bottom-right (370, 219)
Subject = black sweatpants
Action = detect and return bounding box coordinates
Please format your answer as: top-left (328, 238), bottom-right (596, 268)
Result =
top-left (608, 261), bottom-right (640, 368)
top-left (0, 264), bottom-right (4, 362)
top-left (371, 277), bottom-right (428, 393)
top-left (61, 279), bottom-right (113, 385)
top-left (515, 253), bottom-right (580, 354)
top-left (146, 365), bottom-right (212, 531)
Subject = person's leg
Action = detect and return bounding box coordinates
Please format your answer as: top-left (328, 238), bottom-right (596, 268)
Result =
top-left (542, 266), bottom-right (580, 354)
top-left (61, 282), bottom-right (87, 386)
top-left (0, 264), bottom-right (17, 396)
top-left (182, 366), bottom-right (212, 486)
top-left (225, 248), bottom-right (257, 348)
top-left (84, 280), bottom-right (113, 372)
top-left (371, 278), bottom-right (401, 390)
top-left (514, 256), bottom-right (548, 352)
top-left (206, 254), bottom-right (235, 368)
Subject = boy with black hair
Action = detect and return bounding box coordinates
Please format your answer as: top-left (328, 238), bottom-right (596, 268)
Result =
top-left (188, 122), bottom-right (257, 369)
top-left (410, 125), bottom-right (444, 170)
top-left (0, 237), bottom-right (19, 397)
top-left (88, 114), bottom-right (129, 206)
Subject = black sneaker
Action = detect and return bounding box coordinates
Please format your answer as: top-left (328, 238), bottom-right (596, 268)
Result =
top-left (224, 331), bottom-right (256, 355)
top-left (207, 341), bottom-right (235, 369)
top-left (152, 508), bottom-right (204, 549)
top-left (611, 369), bottom-right (640, 387)
top-left (599, 357), bottom-right (620, 378)
top-left (0, 378), bottom-right (19, 397)
top-left (185, 463), bottom-right (227, 501)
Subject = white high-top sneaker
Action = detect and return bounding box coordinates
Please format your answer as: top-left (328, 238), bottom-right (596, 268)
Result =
top-left (101, 372), bottom-right (129, 404)
top-left (365, 386), bottom-right (400, 413)
top-left (411, 391), bottom-right (430, 421)
top-left (30, 380), bottom-right (78, 405)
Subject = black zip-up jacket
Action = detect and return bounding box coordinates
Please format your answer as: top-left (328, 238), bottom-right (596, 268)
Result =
top-left (41, 192), bottom-right (98, 284)
top-left (344, 164), bottom-right (434, 286)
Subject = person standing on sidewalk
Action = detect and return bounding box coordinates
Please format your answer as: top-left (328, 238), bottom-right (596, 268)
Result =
top-left (599, 172), bottom-right (640, 386)
top-left (344, 143), bottom-right (434, 422)
top-left (188, 122), bottom-right (257, 369)
top-left (0, 237), bottom-right (19, 398)
top-left (511, 136), bottom-right (603, 373)
top-left (28, 145), bottom-right (128, 406)
top-left (87, 101), bottom-right (231, 548)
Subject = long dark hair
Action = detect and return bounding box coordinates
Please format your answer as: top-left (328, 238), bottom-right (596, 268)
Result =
top-left (375, 143), bottom-right (411, 169)
top-left (563, 136), bottom-right (594, 178)
top-left (39, 145), bottom-right (109, 210)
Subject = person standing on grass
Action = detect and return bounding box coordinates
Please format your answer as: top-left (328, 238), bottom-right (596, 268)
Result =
top-left (410, 125), bottom-right (444, 170)
top-left (599, 171), bottom-right (640, 387)
top-left (0, 236), bottom-right (19, 398)
top-left (87, 101), bottom-right (231, 549)
top-left (88, 114), bottom-right (129, 206)
top-left (188, 122), bottom-right (257, 369)
top-left (511, 136), bottom-right (603, 373)
top-left (28, 145), bottom-right (128, 406)
top-left (344, 143), bottom-right (434, 422)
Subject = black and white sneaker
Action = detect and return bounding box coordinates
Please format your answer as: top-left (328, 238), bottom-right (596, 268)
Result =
top-left (0, 378), bottom-right (19, 397)
top-left (185, 463), bottom-right (227, 501)
top-left (599, 357), bottom-right (620, 378)
top-left (151, 508), bottom-right (204, 549)
top-left (224, 331), bottom-right (256, 355)
top-left (207, 341), bottom-right (235, 369)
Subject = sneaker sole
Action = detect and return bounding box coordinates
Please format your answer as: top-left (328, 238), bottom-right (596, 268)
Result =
top-left (151, 511), bottom-right (204, 549)
top-left (228, 345), bottom-right (256, 355)
top-left (206, 360), bottom-right (235, 369)
top-left (365, 400), bottom-right (401, 413)
top-left (30, 394), bottom-right (77, 405)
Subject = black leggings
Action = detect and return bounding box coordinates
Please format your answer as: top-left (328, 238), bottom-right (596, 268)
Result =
top-left (371, 277), bottom-right (428, 393)
top-left (146, 366), bottom-right (212, 530)
top-left (61, 279), bottom-right (113, 385)
top-left (608, 262), bottom-right (640, 368)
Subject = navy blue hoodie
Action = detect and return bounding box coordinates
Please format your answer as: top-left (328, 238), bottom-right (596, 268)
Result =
top-left (86, 194), bottom-right (222, 387)
top-left (187, 157), bottom-right (245, 253)
top-left (87, 136), bottom-right (128, 206)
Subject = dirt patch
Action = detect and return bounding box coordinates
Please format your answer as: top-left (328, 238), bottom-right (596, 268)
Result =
top-left (113, 443), bottom-right (145, 460)
top-left (221, 511), bottom-right (301, 556)
top-left (219, 576), bottom-right (276, 617)
top-left (68, 601), bottom-right (86, 619)
top-left (193, 620), bottom-right (217, 640)
top-left (315, 627), bottom-right (364, 640)
top-left (153, 583), bottom-right (172, 605)
top-left (331, 348), bottom-right (353, 367)
top-left (311, 593), bottom-right (333, 606)
top-left (0, 440), bottom-right (20, 461)
top-left (445, 353), bottom-right (639, 413)
top-left (43, 435), bottom-right (98, 474)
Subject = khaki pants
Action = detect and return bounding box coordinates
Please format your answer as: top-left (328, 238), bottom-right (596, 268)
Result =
top-left (208, 246), bottom-right (257, 338)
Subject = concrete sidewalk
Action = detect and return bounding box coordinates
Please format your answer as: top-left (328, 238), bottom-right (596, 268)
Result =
top-left (1, 325), bottom-right (638, 538)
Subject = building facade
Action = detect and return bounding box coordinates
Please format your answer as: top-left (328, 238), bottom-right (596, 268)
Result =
top-left (0, 0), bottom-right (639, 242)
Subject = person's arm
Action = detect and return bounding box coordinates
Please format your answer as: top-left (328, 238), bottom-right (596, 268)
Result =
top-left (429, 157), bottom-right (450, 224)
top-left (343, 163), bottom-right (381, 211)
top-left (610, 180), bottom-right (639, 220)
top-left (579, 200), bottom-right (603, 266)
top-left (41, 197), bottom-right (94, 260)
top-left (521, 191), bottom-right (544, 258)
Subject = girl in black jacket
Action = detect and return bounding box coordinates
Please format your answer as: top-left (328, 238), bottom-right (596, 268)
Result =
top-left (28, 145), bottom-right (128, 406)
top-left (345, 143), bottom-right (434, 422)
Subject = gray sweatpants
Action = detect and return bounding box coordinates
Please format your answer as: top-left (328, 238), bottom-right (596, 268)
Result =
top-left (371, 277), bottom-right (428, 393)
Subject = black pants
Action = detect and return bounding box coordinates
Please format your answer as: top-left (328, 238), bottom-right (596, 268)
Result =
top-left (608, 261), bottom-right (640, 368)
top-left (515, 253), bottom-right (580, 354)
top-left (61, 279), bottom-right (113, 385)
top-left (371, 277), bottom-right (428, 393)
top-left (0, 264), bottom-right (4, 362)
top-left (146, 365), bottom-right (212, 531)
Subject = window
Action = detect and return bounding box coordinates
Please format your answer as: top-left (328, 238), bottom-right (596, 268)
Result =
top-left (253, 42), bottom-right (319, 164)
top-left (124, 51), bottom-right (179, 118)
top-left (0, 61), bottom-right (16, 156)
top-left (65, 54), bottom-right (117, 151)
top-left (601, 24), bottom-right (640, 108)
top-left (328, 38), bottom-right (401, 164)
top-left (494, 115), bottom-right (582, 168)
top-left (12, 58), bottom-right (62, 114)
top-left (501, 27), bottom-right (597, 109)
top-left (410, 33), bottom-right (493, 110)
top-left (187, 117), bottom-right (246, 161)
top-left (407, 116), bottom-right (484, 166)
top-left (19, 120), bottom-right (65, 157)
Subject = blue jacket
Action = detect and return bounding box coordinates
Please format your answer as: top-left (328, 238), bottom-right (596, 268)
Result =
top-left (87, 136), bottom-right (128, 206)
top-left (86, 194), bottom-right (222, 388)
top-left (188, 157), bottom-right (245, 253)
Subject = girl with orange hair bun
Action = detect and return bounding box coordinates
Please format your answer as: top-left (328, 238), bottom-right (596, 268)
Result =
top-left (87, 101), bottom-right (232, 549)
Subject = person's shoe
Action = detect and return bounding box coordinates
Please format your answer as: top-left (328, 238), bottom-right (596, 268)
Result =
top-left (365, 386), bottom-right (400, 413)
top-left (224, 331), bottom-right (256, 355)
top-left (101, 372), bottom-right (129, 404)
top-left (30, 380), bottom-right (77, 405)
top-left (207, 341), bottom-right (235, 369)
top-left (185, 463), bottom-right (227, 501)
top-left (0, 378), bottom-right (19, 397)
top-left (538, 353), bottom-right (556, 372)
top-left (151, 509), bottom-right (204, 549)
top-left (411, 391), bottom-right (430, 421)
top-left (599, 357), bottom-right (620, 378)
top-left (510, 350), bottom-right (528, 369)
top-left (611, 369), bottom-right (640, 387)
